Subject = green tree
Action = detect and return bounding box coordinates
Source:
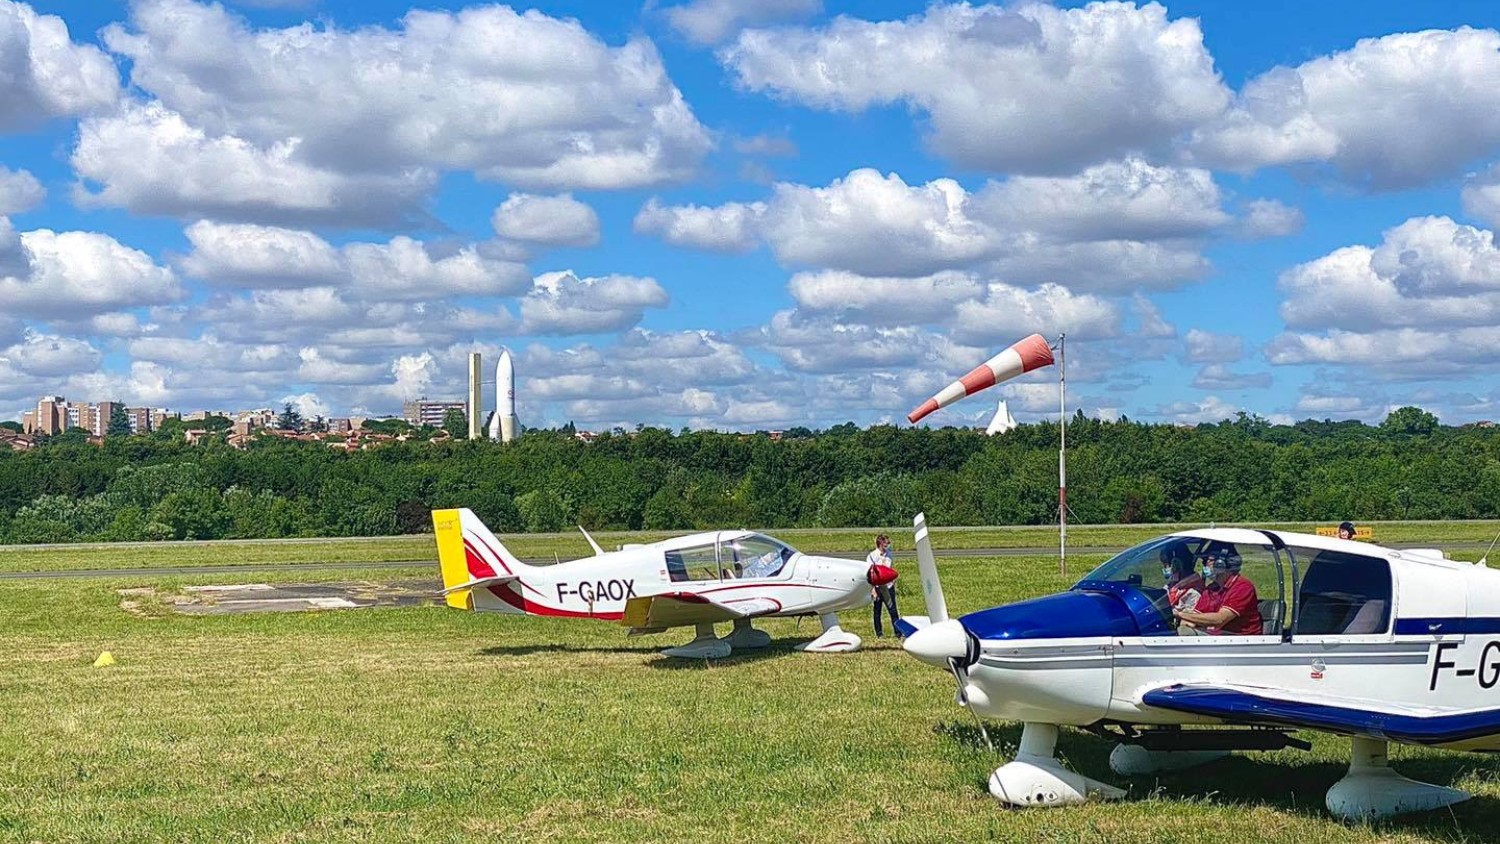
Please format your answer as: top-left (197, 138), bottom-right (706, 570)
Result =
top-left (107, 405), bottom-right (133, 437)
top-left (149, 488), bottom-right (231, 540)
top-left (441, 407), bottom-right (467, 438)
top-left (516, 489), bottom-right (569, 532)
top-left (277, 403), bottom-right (303, 432)
top-left (1382, 406), bottom-right (1439, 437)
top-left (642, 485), bottom-right (693, 530)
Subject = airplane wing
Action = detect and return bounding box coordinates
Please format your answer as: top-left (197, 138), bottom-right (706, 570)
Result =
top-left (620, 592), bottom-right (782, 632)
top-left (1143, 682), bottom-right (1500, 746)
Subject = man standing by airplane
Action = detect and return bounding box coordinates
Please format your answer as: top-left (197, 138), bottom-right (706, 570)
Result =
top-left (869, 534), bottom-right (901, 637)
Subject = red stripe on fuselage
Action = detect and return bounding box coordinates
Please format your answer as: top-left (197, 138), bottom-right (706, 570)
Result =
top-left (485, 584), bottom-right (623, 620)
top-left (464, 537), bottom-right (546, 596)
top-left (468, 533), bottom-right (512, 575)
top-left (462, 539), bottom-right (498, 579)
top-left (696, 581), bottom-right (846, 595)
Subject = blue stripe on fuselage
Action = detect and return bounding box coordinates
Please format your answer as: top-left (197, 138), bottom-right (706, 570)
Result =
top-left (1395, 617), bottom-right (1500, 635)
top-left (1143, 685), bottom-right (1500, 745)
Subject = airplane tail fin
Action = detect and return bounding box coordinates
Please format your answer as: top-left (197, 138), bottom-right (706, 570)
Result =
top-left (432, 508), bottom-right (531, 610)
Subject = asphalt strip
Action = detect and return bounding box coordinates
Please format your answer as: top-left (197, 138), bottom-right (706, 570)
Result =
top-left (1, 542), bottom-right (1490, 580)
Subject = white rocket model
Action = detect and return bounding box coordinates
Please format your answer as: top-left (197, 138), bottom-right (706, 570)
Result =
top-left (488, 349), bottom-right (519, 443)
top-left (985, 400), bottom-right (1017, 435)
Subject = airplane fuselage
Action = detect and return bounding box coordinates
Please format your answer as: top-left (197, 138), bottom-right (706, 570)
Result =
top-left (468, 536), bottom-right (876, 623)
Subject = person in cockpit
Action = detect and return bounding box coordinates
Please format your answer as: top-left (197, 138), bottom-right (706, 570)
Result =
top-left (1173, 548), bottom-right (1262, 635)
top-left (1161, 546), bottom-right (1203, 610)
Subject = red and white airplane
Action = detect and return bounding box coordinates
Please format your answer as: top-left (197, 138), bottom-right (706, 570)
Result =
top-left (432, 508), bottom-right (898, 658)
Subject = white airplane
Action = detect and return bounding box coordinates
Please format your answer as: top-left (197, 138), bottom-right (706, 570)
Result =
top-left (900, 513), bottom-right (1500, 820)
top-left (431, 508), bottom-right (898, 658)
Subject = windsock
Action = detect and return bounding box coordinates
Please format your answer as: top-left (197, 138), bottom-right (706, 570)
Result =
top-left (907, 333), bottom-right (1054, 424)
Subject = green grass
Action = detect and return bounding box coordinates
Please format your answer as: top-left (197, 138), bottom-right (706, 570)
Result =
top-left (2, 519), bottom-right (1497, 574)
top-left (2, 545), bottom-right (1498, 843)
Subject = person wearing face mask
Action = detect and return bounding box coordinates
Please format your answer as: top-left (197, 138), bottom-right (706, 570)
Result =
top-left (1161, 546), bottom-right (1203, 610)
top-left (1173, 548), bottom-right (1262, 635)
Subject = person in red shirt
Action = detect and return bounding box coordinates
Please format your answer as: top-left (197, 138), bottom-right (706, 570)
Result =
top-left (1174, 549), bottom-right (1263, 635)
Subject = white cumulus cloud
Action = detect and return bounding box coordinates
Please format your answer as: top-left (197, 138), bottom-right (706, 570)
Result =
top-left (491, 193), bottom-right (600, 248)
top-left (665, 0), bottom-right (821, 46)
top-left (1193, 27), bottom-right (1500, 189)
top-left (82, 0), bottom-right (710, 230)
top-left (724, 2), bottom-right (1229, 173)
top-left (519, 271), bottom-right (670, 335)
top-left (0, 167), bottom-right (44, 215)
top-left (0, 228), bottom-right (184, 318)
top-left (0, 0), bottom-right (119, 131)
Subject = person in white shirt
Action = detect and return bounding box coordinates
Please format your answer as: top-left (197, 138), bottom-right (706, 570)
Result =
top-left (867, 534), bottom-right (900, 637)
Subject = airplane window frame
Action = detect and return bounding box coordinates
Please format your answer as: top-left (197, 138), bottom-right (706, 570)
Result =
top-left (666, 543), bottom-right (722, 583)
top-left (1287, 547), bottom-right (1393, 638)
top-left (721, 534), bottom-right (794, 579)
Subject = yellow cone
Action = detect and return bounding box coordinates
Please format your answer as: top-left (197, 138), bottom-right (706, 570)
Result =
top-left (93, 652), bottom-right (115, 668)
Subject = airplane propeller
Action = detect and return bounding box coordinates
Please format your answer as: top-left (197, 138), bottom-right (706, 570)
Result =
top-left (914, 511), bottom-right (947, 623)
top-left (906, 512), bottom-right (992, 750)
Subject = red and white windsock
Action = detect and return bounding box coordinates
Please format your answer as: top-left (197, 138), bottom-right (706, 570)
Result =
top-left (907, 333), bottom-right (1054, 424)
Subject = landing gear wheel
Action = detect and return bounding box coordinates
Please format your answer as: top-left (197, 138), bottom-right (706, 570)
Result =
top-left (988, 723), bottom-right (1126, 807)
top-left (795, 613), bottom-right (862, 654)
top-left (1325, 737), bottom-right (1469, 820)
top-left (661, 623), bottom-right (732, 659)
top-left (722, 618), bottom-right (771, 649)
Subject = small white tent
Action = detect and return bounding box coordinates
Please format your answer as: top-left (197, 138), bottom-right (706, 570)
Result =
top-left (985, 399), bottom-right (1017, 435)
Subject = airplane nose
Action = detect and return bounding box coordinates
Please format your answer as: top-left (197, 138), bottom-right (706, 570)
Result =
top-left (867, 564), bottom-right (898, 586)
top-left (903, 619), bottom-right (976, 667)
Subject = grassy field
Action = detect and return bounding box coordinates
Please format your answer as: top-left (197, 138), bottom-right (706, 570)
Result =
top-left (1, 519), bottom-right (1497, 574)
top-left (2, 534), bottom-right (1499, 843)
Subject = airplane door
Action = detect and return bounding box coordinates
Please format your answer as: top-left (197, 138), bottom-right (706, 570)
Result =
top-left (1286, 545), bottom-right (1456, 709)
top-left (1115, 540), bottom-right (1289, 713)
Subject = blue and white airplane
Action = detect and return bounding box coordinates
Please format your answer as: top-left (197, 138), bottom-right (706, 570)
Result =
top-left (900, 513), bottom-right (1500, 820)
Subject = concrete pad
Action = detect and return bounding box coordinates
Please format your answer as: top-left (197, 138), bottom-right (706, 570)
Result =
top-left (119, 579), bottom-right (443, 616)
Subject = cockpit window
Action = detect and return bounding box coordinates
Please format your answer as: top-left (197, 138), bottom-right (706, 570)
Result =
top-left (1081, 536), bottom-right (1195, 593)
top-left (664, 535), bottom-right (796, 582)
top-left (1081, 536), bottom-right (1285, 635)
top-left (1291, 547), bottom-right (1391, 635)
top-left (723, 534), bottom-right (795, 579)
top-left (665, 543), bottom-right (719, 583)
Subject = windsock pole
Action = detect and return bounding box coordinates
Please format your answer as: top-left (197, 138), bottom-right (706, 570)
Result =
top-left (1058, 333), bottom-right (1067, 578)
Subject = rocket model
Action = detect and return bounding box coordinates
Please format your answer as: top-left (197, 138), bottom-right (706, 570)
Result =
top-left (907, 333), bottom-right (1054, 423)
top-left (488, 349), bottom-right (519, 443)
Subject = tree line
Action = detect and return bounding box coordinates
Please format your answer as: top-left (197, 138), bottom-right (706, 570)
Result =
top-left (0, 407), bottom-right (1496, 544)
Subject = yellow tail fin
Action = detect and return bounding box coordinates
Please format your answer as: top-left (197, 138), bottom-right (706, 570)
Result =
top-left (432, 508), bottom-right (472, 610)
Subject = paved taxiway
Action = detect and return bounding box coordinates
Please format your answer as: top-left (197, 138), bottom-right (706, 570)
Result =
top-left (3, 541), bottom-right (1490, 580)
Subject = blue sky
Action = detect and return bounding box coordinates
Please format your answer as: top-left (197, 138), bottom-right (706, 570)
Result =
top-left (2, 0), bottom-right (1499, 430)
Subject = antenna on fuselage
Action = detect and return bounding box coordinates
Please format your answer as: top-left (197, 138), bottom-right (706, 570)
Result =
top-left (578, 525), bottom-right (604, 556)
top-left (1479, 527), bottom-right (1500, 568)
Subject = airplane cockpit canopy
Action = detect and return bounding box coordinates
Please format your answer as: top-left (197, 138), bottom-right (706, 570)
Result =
top-left (665, 533), bottom-right (797, 582)
top-left (1077, 534), bottom-right (1285, 634)
top-left (1076, 531), bottom-right (1394, 638)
